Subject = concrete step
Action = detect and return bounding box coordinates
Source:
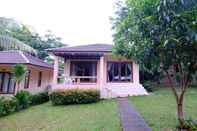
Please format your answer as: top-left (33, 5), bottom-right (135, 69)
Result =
top-left (110, 87), bottom-right (148, 97)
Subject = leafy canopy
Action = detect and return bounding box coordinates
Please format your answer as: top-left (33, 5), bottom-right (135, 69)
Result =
top-left (0, 17), bottom-right (65, 60)
top-left (12, 64), bottom-right (27, 84)
top-left (112, 0), bottom-right (197, 75)
top-left (112, 0), bottom-right (197, 128)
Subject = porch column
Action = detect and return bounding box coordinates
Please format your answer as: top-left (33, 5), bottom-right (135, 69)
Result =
top-left (99, 56), bottom-right (104, 89)
top-left (53, 55), bottom-right (59, 84)
top-left (133, 62), bottom-right (140, 83)
top-left (64, 60), bottom-right (70, 77)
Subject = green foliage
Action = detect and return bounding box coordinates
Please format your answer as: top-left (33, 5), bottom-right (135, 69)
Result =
top-left (0, 97), bottom-right (19, 117)
top-left (183, 118), bottom-right (197, 131)
top-left (12, 64), bottom-right (27, 88)
top-left (113, 1), bottom-right (197, 128)
top-left (49, 89), bottom-right (100, 105)
top-left (143, 81), bottom-right (154, 92)
top-left (112, 0), bottom-right (197, 77)
top-left (30, 92), bottom-right (49, 105)
top-left (0, 91), bottom-right (49, 117)
top-left (0, 17), bottom-right (36, 54)
top-left (15, 91), bottom-right (31, 109)
top-left (0, 17), bottom-right (65, 60)
top-left (0, 35), bottom-right (36, 54)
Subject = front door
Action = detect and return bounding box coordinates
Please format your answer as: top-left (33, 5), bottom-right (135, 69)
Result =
top-left (0, 72), bottom-right (16, 94)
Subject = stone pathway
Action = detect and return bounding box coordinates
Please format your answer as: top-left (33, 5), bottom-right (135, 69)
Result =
top-left (117, 97), bottom-right (152, 131)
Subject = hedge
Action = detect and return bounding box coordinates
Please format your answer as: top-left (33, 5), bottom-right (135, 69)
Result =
top-left (49, 89), bottom-right (100, 105)
top-left (0, 90), bottom-right (49, 117)
top-left (30, 92), bottom-right (49, 105)
top-left (15, 90), bottom-right (31, 109)
top-left (0, 97), bottom-right (18, 116)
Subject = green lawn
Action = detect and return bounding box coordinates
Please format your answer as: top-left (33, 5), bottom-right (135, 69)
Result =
top-left (129, 87), bottom-right (197, 131)
top-left (0, 99), bottom-right (121, 131)
top-left (0, 88), bottom-right (196, 131)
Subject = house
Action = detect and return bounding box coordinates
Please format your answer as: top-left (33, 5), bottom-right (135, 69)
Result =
top-left (0, 51), bottom-right (53, 95)
top-left (47, 44), bottom-right (148, 98)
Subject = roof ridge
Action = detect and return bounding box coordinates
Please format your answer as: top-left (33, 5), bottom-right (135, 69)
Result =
top-left (18, 51), bottom-right (30, 63)
top-left (23, 52), bottom-right (53, 67)
top-left (47, 43), bottom-right (113, 53)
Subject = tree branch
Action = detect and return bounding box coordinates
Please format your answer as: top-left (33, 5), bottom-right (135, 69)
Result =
top-left (164, 69), bottom-right (179, 101)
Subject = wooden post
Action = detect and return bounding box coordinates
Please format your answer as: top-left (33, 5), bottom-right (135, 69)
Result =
top-left (133, 62), bottom-right (140, 83)
top-left (99, 56), bottom-right (105, 97)
top-left (53, 55), bottom-right (59, 84)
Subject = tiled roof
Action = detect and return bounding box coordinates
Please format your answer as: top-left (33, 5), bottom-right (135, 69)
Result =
top-left (0, 51), bottom-right (53, 69)
top-left (47, 43), bottom-right (113, 52)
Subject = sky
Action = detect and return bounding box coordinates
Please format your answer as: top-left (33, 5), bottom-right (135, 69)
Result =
top-left (0, 0), bottom-right (117, 46)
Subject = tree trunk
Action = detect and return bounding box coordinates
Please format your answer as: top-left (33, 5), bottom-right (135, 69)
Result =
top-left (177, 98), bottom-right (185, 129)
top-left (14, 82), bottom-right (20, 95)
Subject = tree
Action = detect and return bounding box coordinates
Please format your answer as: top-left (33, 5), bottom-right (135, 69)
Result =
top-left (12, 64), bottom-right (27, 95)
top-left (9, 24), bottom-right (65, 60)
top-left (0, 17), bottom-right (65, 60)
top-left (0, 35), bottom-right (36, 54)
top-left (112, 0), bottom-right (197, 129)
top-left (0, 17), bottom-right (36, 54)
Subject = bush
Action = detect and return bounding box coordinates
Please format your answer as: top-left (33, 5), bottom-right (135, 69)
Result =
top-left (143, 81), bottom-right (154, 92)
top-left (0, 97), bottom-right (19, 117)
top-left (0, 91), bottom-right (49, 118)
top-left (49, 89), bottom-right (100, 105)
top-left (30, 92), bottom-right (49, 105)
top-left (183, 118), bottom-right (197, 131)
top-left (15, 90), bottom-right (31, 109)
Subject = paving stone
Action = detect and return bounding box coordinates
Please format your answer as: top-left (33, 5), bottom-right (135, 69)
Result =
top-left (117, 98), bottom-right (152, 131)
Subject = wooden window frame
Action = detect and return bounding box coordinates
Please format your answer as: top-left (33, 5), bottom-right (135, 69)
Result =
top-left (70, 61), bottom-right (97, 83)
top-left (24, 70), bottom-right (31, 89)
top-left (38, 71), bottom-right (42, 87)
top-left (0, 72), bottom-right (16, 94)
top-left (107, 62), bottom-right (133, 83)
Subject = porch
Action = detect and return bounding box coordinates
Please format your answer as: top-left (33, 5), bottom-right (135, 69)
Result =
top-left (51, 55), bottom-right (147, 98)
top-left (47, 44), bottom-right (148, 98)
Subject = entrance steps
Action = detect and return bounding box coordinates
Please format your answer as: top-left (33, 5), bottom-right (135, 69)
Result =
top-left (102, 84), bottom-right (148, 98)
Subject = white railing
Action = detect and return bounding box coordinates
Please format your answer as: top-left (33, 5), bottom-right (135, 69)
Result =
top-left (64, 76), bottom-right (97, 84)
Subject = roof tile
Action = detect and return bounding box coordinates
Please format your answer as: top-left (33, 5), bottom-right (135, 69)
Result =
top-left (0, 51), bottom-right (53, 69)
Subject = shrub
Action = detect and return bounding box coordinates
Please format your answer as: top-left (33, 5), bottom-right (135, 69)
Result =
top-left (49, 89), bottom-right (100, 105)
top-left (182, 118), bottom-right (197, 131)
top-left (30, 92), bottom-right (49, 105)
top-left (15, 90), bottom-right (31, 109)
top-left (0, 97), bottom-right (19, 117)
top-left (0, 91), bottom-right (49, 118)
top-left (143, 81), bottom-right (154, 92)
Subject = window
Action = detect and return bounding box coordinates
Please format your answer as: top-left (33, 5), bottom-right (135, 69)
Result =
top-left (38, 72), bottom-right (42, 87)
top-left (70, 61), bottom-right (97, 83)
top-left (0, 72), bottom-right (15, 94)
top-left (107, 62), bottom-right (133, 82)
top-left (24, 70), bottom-right (30, 89)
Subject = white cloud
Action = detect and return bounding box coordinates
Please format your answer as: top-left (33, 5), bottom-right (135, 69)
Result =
top-left (0, 0), bottom-right (117, 46)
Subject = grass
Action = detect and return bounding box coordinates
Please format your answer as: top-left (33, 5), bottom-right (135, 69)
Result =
top-left (0, 87), bottom-right (196, 131)
top-left (0, 99), bottom-right (121, 131)
top-left (129, 87), bottom-right (197, 131)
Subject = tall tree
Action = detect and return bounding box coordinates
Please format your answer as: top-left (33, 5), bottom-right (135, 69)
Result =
top-left (0, 17), bottom-right (36, 54)
top-left (0, 35), bottom-right (36, 54)
top-left (0, 17), bottom-right (65, 60)
top-left (112, 0), bottom-right (197, 129)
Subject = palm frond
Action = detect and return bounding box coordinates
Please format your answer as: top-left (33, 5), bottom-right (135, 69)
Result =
top-left (0, 35), bottom-right (36, 54)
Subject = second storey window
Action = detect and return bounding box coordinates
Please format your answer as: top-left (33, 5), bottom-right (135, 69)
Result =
top-left (107, 62), bottom-right (133, 82)
top-left (38, 72), bottom-right (42, 87)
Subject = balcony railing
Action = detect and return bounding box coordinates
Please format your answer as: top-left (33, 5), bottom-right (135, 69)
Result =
top-left (64, 76), bottom-right (97, 84)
